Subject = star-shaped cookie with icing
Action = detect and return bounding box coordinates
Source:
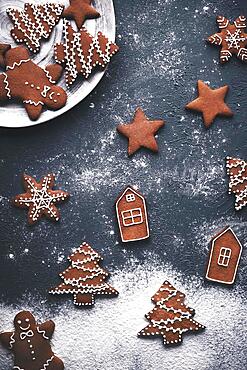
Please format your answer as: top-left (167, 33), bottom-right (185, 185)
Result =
top-left (208, 15), bottom-right (247, 63)
top-left (117, 108), bottom-right (165, 156)
top-left (0, 45), bottom-right (67, 120)
top-left (63, 0), bottom-right (100, 29)
top-left (13, 174), bottom-right (69, 225)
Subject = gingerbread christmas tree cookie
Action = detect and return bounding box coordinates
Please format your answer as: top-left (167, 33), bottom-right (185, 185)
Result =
top-left (226, 156), bottom-right (247, 211)
top-left (0, 45), bottom-right (67, 120)
top-left (186, 80), bottom-right (233, 128)
top-left (0, 311), bottom-right (64, 370)
top-left (54, 20), bottom-right (119, 86)
top-left (117, 108), bottom-right (165, 156)
top-left (13, 173), bottom-right (69, 225)
top-left (50, 242), bottom-right (119, 306)
top-left (138, 281), bottom-right (205, 346)
top-left (7, 3), bottom-right (64, 53)
top-left (208, 16), bottom-right (247, 63)
top-left (63, 0), bottom-right (100, 29)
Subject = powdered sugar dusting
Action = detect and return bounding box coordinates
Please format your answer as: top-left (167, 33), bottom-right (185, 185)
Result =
top-left (0, 259), bottom-right (246, 369)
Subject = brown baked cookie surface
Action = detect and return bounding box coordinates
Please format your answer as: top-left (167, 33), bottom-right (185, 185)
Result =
top-left (138, 281), bottom-right (205, 346)
top-left (0, 311), bottom-right (64, 370)
top-left (206, 227), bottom-right (242, 285)
top-left (54, 20), bottom-right (119, 86)
top-left (50, 242), bottom-right (118, 307)
top-left (0, 46), bottom-right (67, 121)
top-left (63, 0), bottom-right (100, 29)
top-left (13, 173), bottom-right (69, 225)
top-left (186, 80), bottom-right (233, 128)
top-left (7, 3), bottom-right (64, 53)
top-left (208, 16), bottom-right (247, 63)
top-left (117, 107), bottom-right (165, 156)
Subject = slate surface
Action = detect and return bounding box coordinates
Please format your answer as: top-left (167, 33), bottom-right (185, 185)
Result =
top-left (0, 0), bottom-right (246, 369)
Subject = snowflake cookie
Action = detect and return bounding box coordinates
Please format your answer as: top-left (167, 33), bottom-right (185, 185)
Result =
top-left (226, 156), bottom-right (247, 211)
top-left (208, 15), bottom-right (247, 63)
top-left (63, 0), bottom-right (100, 29)
top-left (50, 242), bottom-right (119, 306)
top-left (7, 3), bottom-right (64, 53)
top-left (13, 173), bottom-right (69, 225)
top-left (54, 20), bottom-right (119, 86)
top-left (138, 281), bottom-right (205, 346)
top-left (0, 311), bottom-right (64, 370)
top-left (0, 45), bottom-right (67, 120)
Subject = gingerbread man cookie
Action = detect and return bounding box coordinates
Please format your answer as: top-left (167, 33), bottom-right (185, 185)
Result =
top-left (0, 311), bottom-right (64, 370)
top-left (0, 45), bottom-right (67, 120)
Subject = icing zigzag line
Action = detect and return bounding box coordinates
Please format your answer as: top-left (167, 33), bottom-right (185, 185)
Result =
top-left (3, 73), bottom-right (11, 99)
top-left (23, 100), bottom-right (44, 106)
top-left (42, 356), bottom-right (55, 370)
top-left (37, 326), bottom-right (49, 340)
top-left (6, 59), bottom-right (30, 70)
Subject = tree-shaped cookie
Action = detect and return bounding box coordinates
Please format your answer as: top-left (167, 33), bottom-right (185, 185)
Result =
top-left (50, 242), bottom-right (119, 306)
top-left (208, 15), bottom-right (247, 63)
top-left (0, 45), bottom-right (67, 120)
top-left (7, 3), bottom-right (64, 53)
top-left (54, 20), bottom-right (119, 86)
top-left (138, 281), bottom-right (205, 346)
top-left (13, 173), bottom-right (69, 224)
top-left (0, 311), bottom-right (64, 370)
top-left (226, 156), bottom-right (247, 211)
top-left (63, 0), bottom-right (100, 29)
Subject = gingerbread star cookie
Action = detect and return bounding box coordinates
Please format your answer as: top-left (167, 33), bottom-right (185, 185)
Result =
top-left (226, 156), bottom-right (247, 211)
top-left (138, 281), bottom-right (205, 346)
top-left (208, 16), bottom-right (247, 63)
top-left (0, 45), bottom-right (67, 120)
top-left (0, 311), bottom-right (64, 370)
top-left (13, 173), bottom-right (69, 225)
top-left (186, 80), bottom-right (233, 128)
top-left (63, 0), bottom-right (100, 29)
top-left (117, 108), bottom-right (165, 156)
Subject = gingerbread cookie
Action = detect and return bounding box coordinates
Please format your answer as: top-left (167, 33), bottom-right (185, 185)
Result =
top-left (208, 16), bottom-right (247, 63)
top-left (13, 173), bottom-right (69, 225)
top-left (0, 43), bottom-right (11, 68)
top-left (7, 3), bottom-right (64, 53)
top-left (138, 281), bottom-right (205, 346)
top-left (0, 311), bottom-right (64, 370)
top-left (186, 80), bottom-right (233, 128)
top-left (0, 45), bottom-right (67, 120)
top-left (206, 227), bottom-right (242, 285)
top-left (50, 242), bottom-right (119, 306)
top-left (226, 156), bottom-right (247, 211)
top-left (63, 0), bottom-right (100, 29)
top-left (116, 186), bottom-right (149, 242)
top-left (117, 108), bottom-right (165, 156)
top-left (54, 20), bottom-right (119, 86)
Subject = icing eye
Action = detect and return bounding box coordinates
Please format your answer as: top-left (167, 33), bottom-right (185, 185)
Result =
top-left (17, 320), bottom-right (21, 324)
top-left (25, 318), bottom-right (29, 322)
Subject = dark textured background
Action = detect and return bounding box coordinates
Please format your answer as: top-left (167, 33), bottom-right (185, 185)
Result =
top-left (0, 0), bottom-right (246, 369)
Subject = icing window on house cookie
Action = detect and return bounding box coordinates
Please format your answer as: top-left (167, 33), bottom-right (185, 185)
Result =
top-left (217, 247), bottom-right (232, 267)
top-left (122, 208), bottom-right (143, 227)
top-left (126, 194), bottom-right (135, 202)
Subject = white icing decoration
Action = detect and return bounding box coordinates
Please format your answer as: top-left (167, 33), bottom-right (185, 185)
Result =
top-left (54, 20), bottom-right (118, 86)
top-left (7, 4), bottom-right (64, 53)
top-left (37, 327), bottom-right (49, 340)
top-left (226, 156), bottom-right (247, 210)
top-left (3, 72), bottom-right (11, 99)
top-left (23, 100), bottom-right (44, 106)
top-left (6, 59), bottom-right (30, 71)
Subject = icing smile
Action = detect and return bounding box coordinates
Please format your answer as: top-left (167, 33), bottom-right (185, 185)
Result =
top-left (20, 324), bottom-right (30, 331)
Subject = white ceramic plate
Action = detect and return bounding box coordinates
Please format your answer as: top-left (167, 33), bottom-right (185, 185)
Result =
top-left (0, 0), bottom-right (116, 128)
